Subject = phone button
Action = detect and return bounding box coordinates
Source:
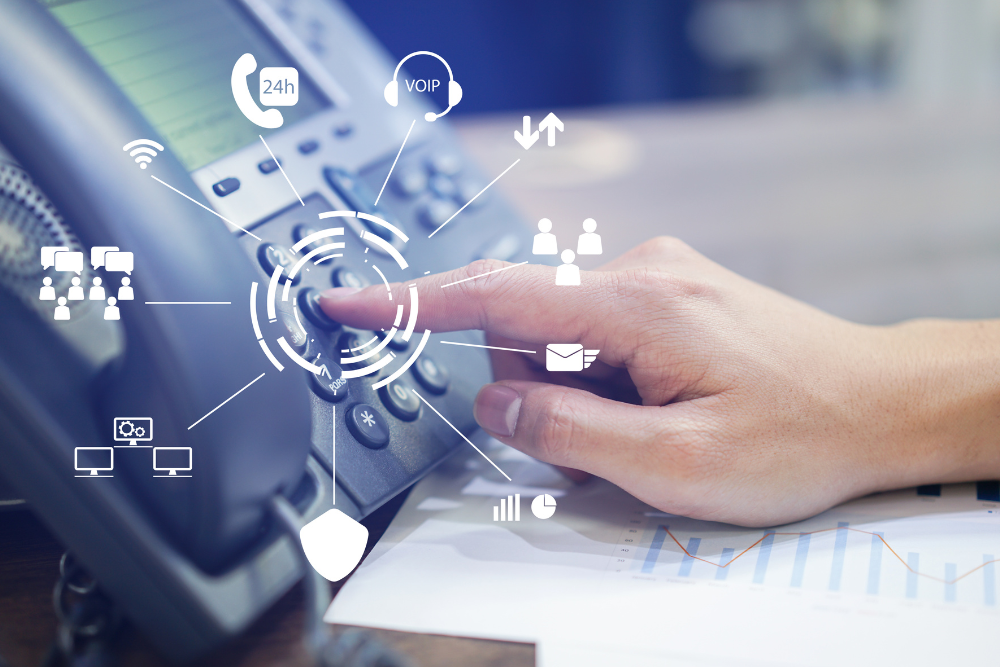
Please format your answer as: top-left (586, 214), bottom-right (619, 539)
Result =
top-left (346, 404), bottom-right (390, 449)
top-left (331, 267), bottom-right (370, 289)
top-left (298, 140), bottom-right (320, 155)
top-left (298, 288), bottom-right (341, 331)
top-left (426, 153), bottom-right (462, 177)
top-left (417, 198), bottom-right (459, 231)
top-left (378, 382), bottom-right (420, 421)
top-left (374, 328), bottom-right (408, 351)
top-left (412, 355), bottom-right (449, 395)
top-left (393, 167), bottom-right (427, 198)
top-left (258, 158), bottom-right (281, 174)
top-left (257, 244), bottom-right (301, 285)
top-left (309, 360), bottom-right (349, 403)
top-left (212, 177), bottom-right (240, 197)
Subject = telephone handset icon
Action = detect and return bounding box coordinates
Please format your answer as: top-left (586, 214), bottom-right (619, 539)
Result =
top-left (231, 53), bottom-right (283, 129)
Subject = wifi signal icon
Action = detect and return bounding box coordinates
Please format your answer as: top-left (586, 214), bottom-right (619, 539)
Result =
top-left (122, 139), bottom-right (164, 170)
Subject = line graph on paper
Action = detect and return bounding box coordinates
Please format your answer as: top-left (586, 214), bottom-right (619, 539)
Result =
top-left (609, 482), bottom-right (1000, 607)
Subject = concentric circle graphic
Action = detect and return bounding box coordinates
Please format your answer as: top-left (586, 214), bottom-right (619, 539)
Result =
top-left (249, 210), bottom-right (430, 391)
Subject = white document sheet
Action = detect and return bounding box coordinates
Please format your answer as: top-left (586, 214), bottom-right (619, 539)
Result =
top-left (327, 440), bottom-right (1000, 666)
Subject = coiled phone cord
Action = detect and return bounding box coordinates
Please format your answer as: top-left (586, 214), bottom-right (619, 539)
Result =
top-left (267, 495), bottom-right (411, 667)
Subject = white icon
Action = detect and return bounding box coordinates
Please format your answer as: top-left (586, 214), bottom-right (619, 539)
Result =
top-left (384, 51), bottom-right (463, 122)
top-left (104, 251), bottom-right (133, 275)
top-left (54, 250), bottom-right (84, 275)
top-left (114, 417), bottom-right (153, 447)
top-left (493, 494), bottom-right (521, 522)
top-left (67, 277), bottom-right (84, 301)
top-left (117, 277), bottom-right (134, 300)
top-left (122, 139), bottom-right (163, 170)
top-left (532, 218), bottom-right (558, 255)
top-left (75, 447), bottom-right (114, 477)
top-left (531, 494), bottom-right (557, 520)
top-left (90, 246), bottom-right (119, 270)
top-left (576, 218), bottom-right (603, 255)
top-left (40, 246), bottom-right (69, 270)
top-left (153, 447), bottom-right (192, 477)
top-left (232, 53), bottom-right (285, 129)
top-left (39, 277), bottom-right (55, 301)
top-left (360, 410), bottom-right (376, 428)
top-left (538, 113), bottom-right (564, 147)
top-left (514, 113), bottom-right (564, 150)
top-left (555, 249), bottom-right (580, 286)
top-left (299, 509), bottom-right (369, 582)
top-left (54, 297), bottom-right (70, 321)
top-left (89, 277), bottom-right (105, 301)
top-left (104, 296), bottom-right (120, 321)
top-left (260, 66), bottom-right (299, 106)
top-left (545, 344), bottom-right (599, 372)
top-left (514, 115), bottom-right (538, 150)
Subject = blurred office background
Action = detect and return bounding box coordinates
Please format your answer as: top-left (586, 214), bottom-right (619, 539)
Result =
top-left (341, 0), bottom-right (1000, 324)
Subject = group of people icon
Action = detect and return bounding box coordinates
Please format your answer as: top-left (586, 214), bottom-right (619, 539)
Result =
top-left (40, 276), bottom-right (134, 321)
top-left (532, 218), bottom-right (603, 286)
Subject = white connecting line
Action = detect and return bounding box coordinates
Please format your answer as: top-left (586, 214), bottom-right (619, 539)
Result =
top-left (259, 135), bottom-right (304, 206)
top-left (188, 372), bottom-right (265, 430)
top-left (440, 261), bottom-right (527, 288)
top-left (412, 388), bottom-right (511, 481)
top-left (150, 175), bottom-right (262, 241)
top-left (374, 119), bottom-right (416, 207)
top-left (428, 158), bottom-right (520, 238)
top-left (145, 302), bottom-right (231, 305)
top-left (440, 341), bottom-right (536, 354)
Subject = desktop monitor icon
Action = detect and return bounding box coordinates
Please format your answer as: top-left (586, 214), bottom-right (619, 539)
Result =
top-left (114, 417), bottom-right (153, 446)
top-left (153, 447), bottom-right (192, 477)
top-left (75, 447), bottom-right (113, 477)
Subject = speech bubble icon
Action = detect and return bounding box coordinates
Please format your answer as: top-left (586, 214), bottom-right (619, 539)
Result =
top-left (90, 246), bottom-right (119, 270)
top-left (41, 246), bottom-right (69, 270)
top-left (104, 251), bottom-right (134, 275)
top-left (54, 251), bottom-right (84, 274)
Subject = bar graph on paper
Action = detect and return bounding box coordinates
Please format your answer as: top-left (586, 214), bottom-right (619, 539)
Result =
top-left (613, 482), bottom-right (999, 607)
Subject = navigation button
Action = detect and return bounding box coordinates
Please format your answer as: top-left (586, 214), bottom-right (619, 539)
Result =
top-left (257, 243), bottom-right (301, 285)
top-left (412, 355), bottom-right (449, 394)
top-left (258, 158), bottom-right (281, 174)
top-left (378, 382), bottom-right (420, 421)
top-left (309, 360), bottom-right (348, 403)
top-left (393, 167), bottom-right (427, 198)
top-left (297, 288), bottom-right (341, 331)
top-left (298, 140), bottom-right (319, 155)
top-left (346, 404), bottom-right (390, 449)
top-left (426, 153), bottom-right (461, 176)
top-left (212, 177), bottom-right (240, 197)
top-left (417, 198), bottom-right (459, 231)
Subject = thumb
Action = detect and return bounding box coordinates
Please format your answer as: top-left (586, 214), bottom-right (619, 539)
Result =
top-left (473, 381), bottom-right (669, 475)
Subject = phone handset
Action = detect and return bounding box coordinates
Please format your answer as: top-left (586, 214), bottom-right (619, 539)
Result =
top-left (231, 53), bottom-right (283, 129)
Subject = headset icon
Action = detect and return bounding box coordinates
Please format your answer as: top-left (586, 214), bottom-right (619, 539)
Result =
top-left (383, 51), bottom-right (463, 122)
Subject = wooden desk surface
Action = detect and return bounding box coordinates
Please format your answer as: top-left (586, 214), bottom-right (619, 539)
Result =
top-left (0, 497), bottom-right (534, 667)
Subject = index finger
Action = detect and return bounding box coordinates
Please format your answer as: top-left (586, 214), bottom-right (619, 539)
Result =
top-left (318, 259), bottom-right (624, 359)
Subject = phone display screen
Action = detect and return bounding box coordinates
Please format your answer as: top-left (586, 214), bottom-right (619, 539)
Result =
top-left (41, 0), bottom-right (331, 170)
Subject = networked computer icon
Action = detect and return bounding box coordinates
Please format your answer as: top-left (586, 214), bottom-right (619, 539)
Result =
top-left (74, 447), bottom-right (113, 477)
top-left (114, 417), bottom-right (153, 447)
top-left (153, 447), bottom-right (192, 478)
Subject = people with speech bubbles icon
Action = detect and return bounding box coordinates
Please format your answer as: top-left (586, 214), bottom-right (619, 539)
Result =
top-left (39, 277), bottom-right (55, 301)
top-left (118, 277), bottom-right (134, 301)
top-left (68, 276), bottom-right (84, 300)
top-left (89, 277), bottom-right (105, 301)
top-left (54, 297), bottom-right (70, 321)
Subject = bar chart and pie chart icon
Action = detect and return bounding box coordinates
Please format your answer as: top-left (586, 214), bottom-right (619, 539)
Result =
top-left (531, 494), bottom-right (558, 520)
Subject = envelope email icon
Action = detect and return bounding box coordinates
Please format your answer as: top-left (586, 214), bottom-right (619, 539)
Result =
top-left (546, 344), bottom-right (599, 372)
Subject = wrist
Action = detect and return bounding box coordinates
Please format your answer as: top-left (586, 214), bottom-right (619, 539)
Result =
top-left (874, 319), bottom-right (1000, 489)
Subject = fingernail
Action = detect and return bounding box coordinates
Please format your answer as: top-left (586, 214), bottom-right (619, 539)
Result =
top-left (474, 384), bottom-right (521, 438)
top-left (320, 287), bottom-right (362, 300)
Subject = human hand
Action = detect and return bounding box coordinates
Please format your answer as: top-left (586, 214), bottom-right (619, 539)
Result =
top-left (320, 237), bottom-right (1000, 526)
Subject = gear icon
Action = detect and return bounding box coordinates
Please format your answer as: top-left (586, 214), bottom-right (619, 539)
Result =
top-left (118, 420), bottom-right (135, 438)
top-left (133, 426), bottom-right (145, 438)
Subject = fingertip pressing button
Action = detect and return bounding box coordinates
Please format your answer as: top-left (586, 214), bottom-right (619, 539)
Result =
top-left (346, 404), bottom-right (390, 449)
top-left (298, 287), bottom-right (341, 331)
